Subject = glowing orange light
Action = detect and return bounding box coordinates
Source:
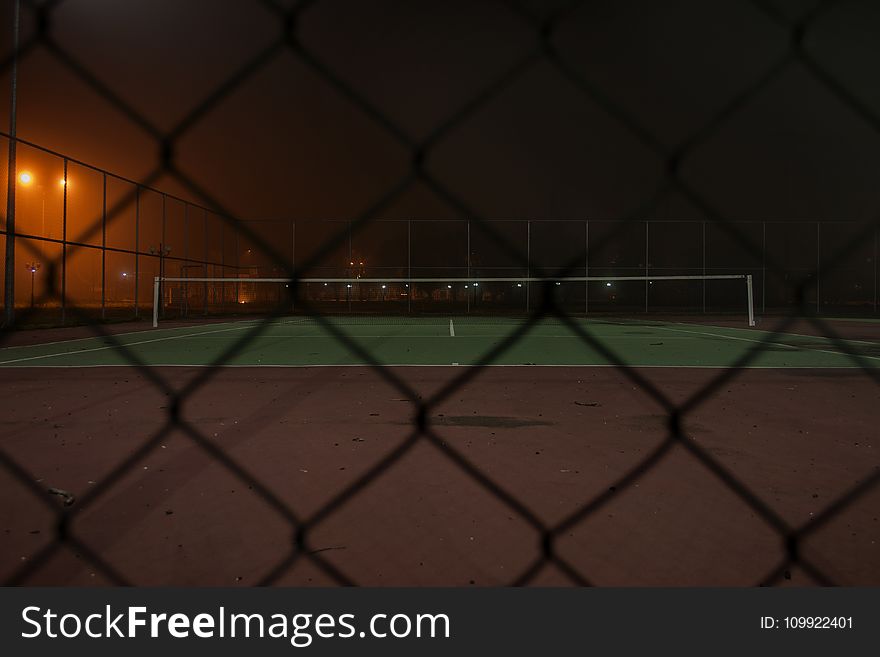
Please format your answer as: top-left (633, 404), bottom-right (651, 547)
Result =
top-left (59, 178), bottom-right (67, 187)
top-left (19, 172), bottom-right (33, 185)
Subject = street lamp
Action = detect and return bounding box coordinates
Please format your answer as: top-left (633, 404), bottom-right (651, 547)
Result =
top-left (17, 171), bottom-right (51, 238)
top-left (24, 261), bottom-right (39, 308)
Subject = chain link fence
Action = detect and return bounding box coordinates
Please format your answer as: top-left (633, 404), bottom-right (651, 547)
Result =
top-left (1, 0), bottom-right (879, 585)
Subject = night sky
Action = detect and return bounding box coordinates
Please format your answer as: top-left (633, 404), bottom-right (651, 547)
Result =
top-left (2, 0), bottom-right (880, 280)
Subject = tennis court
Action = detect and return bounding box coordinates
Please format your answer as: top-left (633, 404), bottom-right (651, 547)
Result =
top-left (1, 314), bottom-right (878, 587)
top-left (1, 316), bottom-right (878, 368)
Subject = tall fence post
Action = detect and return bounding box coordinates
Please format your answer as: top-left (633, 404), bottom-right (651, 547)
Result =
top-left (61, 159), bottom-right (68, 325)
top-left (182, 204), bottom-right (188, 318)
top-left (290, 219), bottom-right (299, 312)
top-left (526, 221), bottom-right (530, 313)
top-left (407, 219), bottom-right (411, 314)
top-left (203, 210), bottom-right (208, 315)
top-left (874, 223), bottom-right (878, 314)
top-left (816, 221), bottom-right (820, 314)
top-left (134, 186), bottom-right (140, 319)
top-left (466, 219), bottom-right (471, 314)
top-left (762, 221), bottom-right (766, 314)
top-left (644, 221), bottom-right (649, 313)
top-left (347, 220), bottom-right (352, 313)
top-left (101, 173), bottom-right (106, 321)
top-left (585, 220), bottom-right (589, 315)
top-left (701, 220), bottom-right (706, 314)
top-left (3, 0), bottom-right (21, 328)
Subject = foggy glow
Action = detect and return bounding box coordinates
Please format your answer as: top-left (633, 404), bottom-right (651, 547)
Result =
top-left (19, 171), bottom-right (33, 185)
top-left (59, 178), bottom-right (67, 187)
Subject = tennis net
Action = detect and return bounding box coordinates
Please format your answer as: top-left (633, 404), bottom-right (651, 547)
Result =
top-left (152, 275), bottom-right (756, 327)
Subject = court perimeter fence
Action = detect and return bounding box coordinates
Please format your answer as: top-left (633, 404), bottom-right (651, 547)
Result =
top-left (1, 0), bottom-right (880, 588)
top-left (1, 134), bottom-right (878, 324)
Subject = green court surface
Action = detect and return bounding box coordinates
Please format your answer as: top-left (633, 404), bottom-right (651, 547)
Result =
top-left (0, 317), bottom-right (878, 368)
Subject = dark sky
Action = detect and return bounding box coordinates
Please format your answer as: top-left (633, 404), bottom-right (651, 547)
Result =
top-left (2, 0), bottom-right (880, 276)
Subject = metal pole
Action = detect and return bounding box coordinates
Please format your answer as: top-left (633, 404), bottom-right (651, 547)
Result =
top-left (644, 221), bottom-right (649, 313)
top-left (466, 219), bottom-right (470, 314)
top-left (182, 204), bottom-right (188, 318)
top-left (761, 221), bottom-right (766, 314)
top-left (348, 220), bottom-right (352, 313)
top-left (816, 221), bottom-right (820, 314)
top-left (160, 195), bottom-right (166, 319)
top-left (101, 173), bottom-right (106, 320)
top-left (61, 159), bottom-right (68, 324)
top-left (134, 186), bottom-right (140, 319)
top-left (290, 219), bottom-right (299, 312)
top-left (526, 221), bottom-right (530, 313)
top-left (203, 210), bottom-right (209, 314)
top-left (874, 224), bottom-right (878, 314)
top-left (746, 274), bottom-right (755, 327)
top-left (3, 0), bottom-right (21, 327)
top-left (152, 276), bottom-right (160, 328)
top-left (701, 220), bottom-right (706, 313)
top-left (233, 230), bottom-right (239, 304)
top-left (407, 219), bottom-right (411, 314)
top-left (585, 220), bottom-right (589, 315)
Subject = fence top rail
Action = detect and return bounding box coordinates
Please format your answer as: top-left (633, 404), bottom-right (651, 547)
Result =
top-left (157, 275), bottom-right (751, 283)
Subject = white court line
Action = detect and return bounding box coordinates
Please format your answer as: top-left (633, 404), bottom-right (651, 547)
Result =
top-left (669, 320), bottom-right (880, 347)
top-left (0, 363), bottom-right (869, 370)
top-left (659, 325), bottom-right (880, 362)
top-left (179, 334), bottom-right (699, 339)
top-left (0, 317), bottom-right (264, 351)
top-left (449, 319), bottom-right (455, 337)
top-left (0, 323), bottom-right (259, 365)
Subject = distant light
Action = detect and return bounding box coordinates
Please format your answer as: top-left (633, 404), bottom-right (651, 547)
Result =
top-left (121, 272), bottom-right (128, 278)
top-left (359, 261), bottom-right (364, 266)
top-left (349, 261), bottom-right (354, 266)
top-left (324, 283), bottom-right (328, 286)
top-left (405, 284), bottom-right (409, 287)
top-left (464, 285), bottom-right (468, 288)
top-left (473, 282), bottom-right (479, 287)
top-left (605, 282), bottom-right (612, 287)
top-left (447, 284), bottom-right (452, 289)
top-left (18, 172), bottom-right (33, 185)
top-left (556, 282), bottom-right (561, 286)
top-left (347, 284), bottom-right (352, 288)
top-left (517, 283), bottom-right (522, 288)
top-left (381, 284), bottom-right (386, 289)
top-left (59, 178), bottom-right (67, 187)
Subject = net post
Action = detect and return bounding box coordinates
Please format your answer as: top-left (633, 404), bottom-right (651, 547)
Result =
top-left (746, 274), bottom-right (755, 327)
top-left (152, 276), bottom-right (160, 328)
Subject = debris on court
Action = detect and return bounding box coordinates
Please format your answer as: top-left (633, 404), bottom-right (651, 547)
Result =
top-left (46, 487), bottom-right (75, 507)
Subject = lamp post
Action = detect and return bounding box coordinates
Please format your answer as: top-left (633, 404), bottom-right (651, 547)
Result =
top-left (18, 172), bottom-right (52, 238)
top-left (24, 261), bottom-right (39, 308)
